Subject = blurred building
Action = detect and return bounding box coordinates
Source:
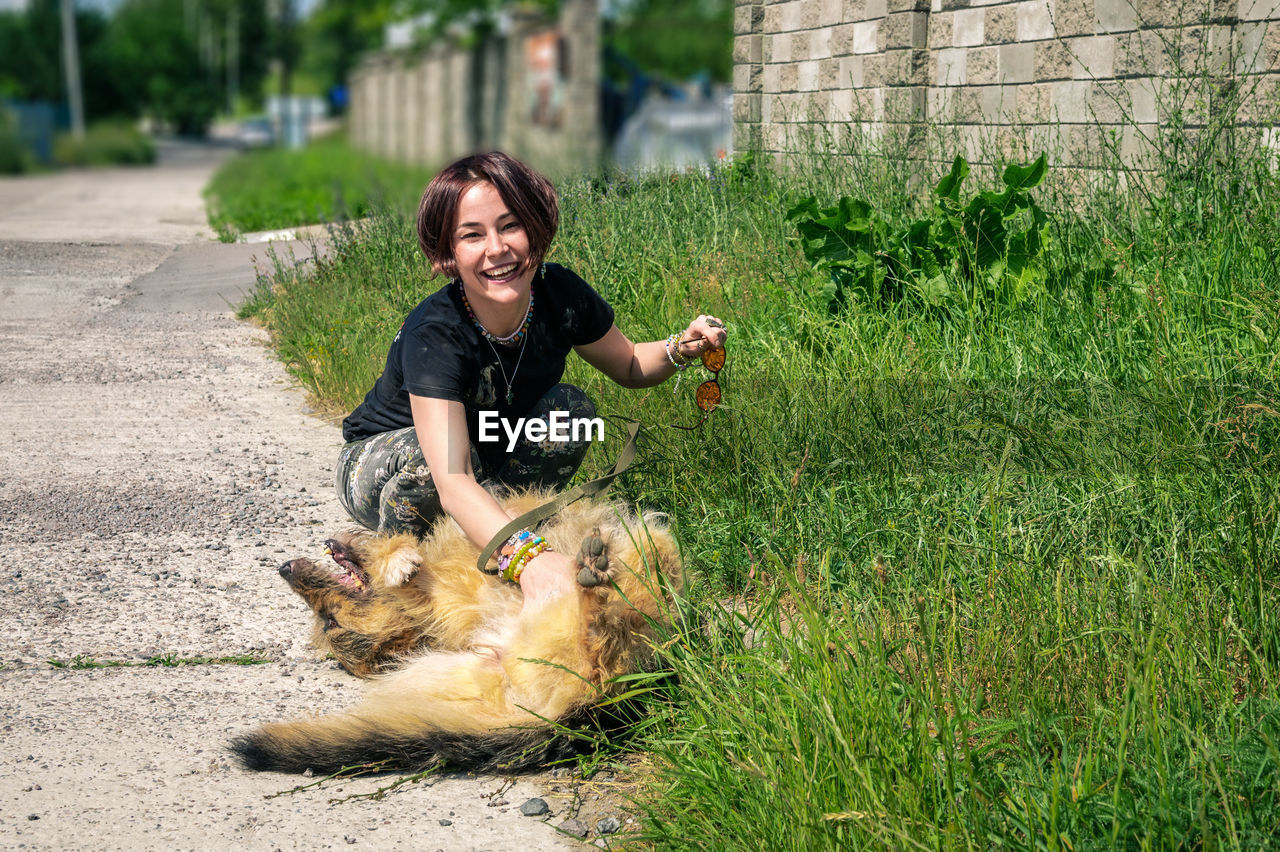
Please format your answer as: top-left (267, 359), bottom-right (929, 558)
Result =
top-left (349, 0), bottom-right (600, 177)
top-left (346, 0), bottom-right (732, 176)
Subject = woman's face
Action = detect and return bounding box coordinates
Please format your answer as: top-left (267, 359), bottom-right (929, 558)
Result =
top-left (451, 181), bottom-right (535, 309)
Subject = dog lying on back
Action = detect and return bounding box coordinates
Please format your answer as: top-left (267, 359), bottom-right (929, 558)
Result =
top-left (231, 491), bottom-right (682, 774)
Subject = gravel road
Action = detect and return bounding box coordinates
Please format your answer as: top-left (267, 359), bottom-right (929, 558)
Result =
top-left (0, 143), bottom-right (587, 850)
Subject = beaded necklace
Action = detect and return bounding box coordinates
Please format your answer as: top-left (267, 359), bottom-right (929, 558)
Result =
top-left (458, 281), bottom-right (534, 346)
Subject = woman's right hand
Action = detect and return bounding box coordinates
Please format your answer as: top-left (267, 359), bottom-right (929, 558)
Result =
top-left (517, 549), bottom-right (578, 602)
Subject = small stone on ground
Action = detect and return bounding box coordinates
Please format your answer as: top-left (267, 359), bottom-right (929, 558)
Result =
top-left (521, 797), bottom-right (551, 816)
top-left (558, 818), bottom-right (589, 838)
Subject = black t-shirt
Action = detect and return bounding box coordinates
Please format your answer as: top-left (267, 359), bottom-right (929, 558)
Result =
top-left (342, 263), bottom-right (615, 466)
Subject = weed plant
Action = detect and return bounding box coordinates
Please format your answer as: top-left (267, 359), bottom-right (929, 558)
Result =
top-left (204, 134), bottom-right (432, 241)
top-left (236, 122), bottom-right (1279, 844)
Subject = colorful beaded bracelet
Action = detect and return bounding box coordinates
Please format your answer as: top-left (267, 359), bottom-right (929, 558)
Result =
top-left (502, 539), bottom-right (550, 583)
top-left (496, 529), bottom-right (536, 577)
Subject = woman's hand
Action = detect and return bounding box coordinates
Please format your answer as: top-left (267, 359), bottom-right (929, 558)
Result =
top-left (677, 314), bottom-right (728, 361)
top-left (517, 549), bottom-right (577, 602)
top-left (575, 317), bottom-right (728, 390)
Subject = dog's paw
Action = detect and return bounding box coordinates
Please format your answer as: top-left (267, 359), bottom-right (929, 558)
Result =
top-left (575, 528), bottom-right (612, 588)
top-left (381, 545), bottom-right (422, 587)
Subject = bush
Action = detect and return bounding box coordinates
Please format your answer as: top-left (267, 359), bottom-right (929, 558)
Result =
top-left (53, 122), bottom-right (154, 167)
top-left (0, 107), bottom-right (28, 174)
top-left (787, 153), bottom-right (1051, 313)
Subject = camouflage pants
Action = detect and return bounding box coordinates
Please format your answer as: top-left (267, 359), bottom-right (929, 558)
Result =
top-left (335, 384), bottom-right (596, 537)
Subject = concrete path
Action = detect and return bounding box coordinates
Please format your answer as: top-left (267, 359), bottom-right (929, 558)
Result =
top-left (0, 142), bottom-right (585, 850)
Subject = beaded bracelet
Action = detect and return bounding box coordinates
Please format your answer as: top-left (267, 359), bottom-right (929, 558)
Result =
top-left (501, 531), bottom-right (540, 573)
top-left (495, 528), bottom-right (536, 577)
top-left (502, 538), bottom-right (550, 583)
top-left (665, 332), bottom-right (692, 370)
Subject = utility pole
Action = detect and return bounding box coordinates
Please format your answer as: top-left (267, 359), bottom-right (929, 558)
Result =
top-left (277, 0), bottom-right (298, 147)
top-left (282, 0), bottom-right (296, 99)
top-left (60, 0), bottom-right (85, 139)
top-left (226, 4), bottom-right (240, 115)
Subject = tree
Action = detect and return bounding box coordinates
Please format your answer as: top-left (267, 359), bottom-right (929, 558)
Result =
top-left (400, 0), bottom-right (559, 46)
top-left (101, 0), bottom-right (217, 133)
top-left (605, 0), bottom-right (732, 83)
top-left (299, 0), bottom-right (397, 101)
top-left (0, 3), bottom-right (63, 103)
top-left (100, 0), bottom-right (269, 134)
top-left (0, 0), bottom-right (271, 133)
top-left (0, 1), bottom-right (117, 114)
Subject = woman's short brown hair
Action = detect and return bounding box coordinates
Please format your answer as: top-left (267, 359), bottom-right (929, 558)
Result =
top-left (416, 151), bottom-right (559, 279)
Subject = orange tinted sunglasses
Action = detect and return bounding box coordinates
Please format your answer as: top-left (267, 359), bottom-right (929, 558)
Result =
top-left (671, 342), bottom-right (726, 430)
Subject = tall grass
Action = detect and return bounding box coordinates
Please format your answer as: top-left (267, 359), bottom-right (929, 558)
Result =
top-left (236, 120), bottom-right (1279, 845)
top-left (205, 134), bottom-right (432, 241)
top-left (239, 212), bottom-right (427, 415)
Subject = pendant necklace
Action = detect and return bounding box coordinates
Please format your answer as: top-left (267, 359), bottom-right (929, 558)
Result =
top-left (485, 331), bottom-right (528, 406)
top-left (459, 281), bottom-right (534, 406)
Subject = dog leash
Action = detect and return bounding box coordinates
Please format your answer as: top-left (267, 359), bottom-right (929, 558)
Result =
top-left (476, 420), bottom-right (642, 573)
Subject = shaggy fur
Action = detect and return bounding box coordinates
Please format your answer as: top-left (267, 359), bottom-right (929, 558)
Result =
top-left (231, 491), bottom-right (682, 774)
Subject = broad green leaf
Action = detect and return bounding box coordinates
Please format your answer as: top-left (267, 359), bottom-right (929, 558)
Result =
top-left (904, 217), bottom-right (932, 250)
top-left (917, 246), bottom-right (942, 280)
top-left (1002, 153), bottom-right (1048, 191)
top-left (963, 197), bottom-right (1008, 269)
top-left (838, 196), bottom-right (874, 225)
top-left (934, 154), bottom-right (969, 202)
top-left (985, 258), bottom-right (1006, 286)
top-left (1006, 228), bottom-right (1045, 276)
top-left (784, 196), bottom-right (822, 223)
top-left (916, 273), bottom-right (950, 306)
top-left (1010, 264), bottom-right (1035, 303)
top-left (977, 188), bottom-right (1013, 214)
top-left (790, 194), bottom-right (884, 270)
top-left (820, 274), bottom-right (841, 313)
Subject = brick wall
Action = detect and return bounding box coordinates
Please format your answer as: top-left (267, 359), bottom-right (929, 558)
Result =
top-left (349, 0), bottom-right (600, 177)
top-left (734, 0), bottom-right (1280, 169)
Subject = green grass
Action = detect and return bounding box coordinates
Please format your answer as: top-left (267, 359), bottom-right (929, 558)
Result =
top-left (231, 125), bottom-right (1279, 846)
top-left (203, 134), bottom-right (433, 241)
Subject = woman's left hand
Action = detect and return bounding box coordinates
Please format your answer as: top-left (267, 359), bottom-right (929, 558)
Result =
top-left (676, 315), bottom-right (728, 361)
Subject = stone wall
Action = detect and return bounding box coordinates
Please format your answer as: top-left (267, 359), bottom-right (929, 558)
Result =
top-left (349, 0), bottom-right (600, 177)
top-left (733, 0), bottom-right (1280, 169)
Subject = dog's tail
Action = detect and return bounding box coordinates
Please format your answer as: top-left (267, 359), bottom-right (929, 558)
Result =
top-left (230, 708), bottom-right (590, 774)
top-left (232, 597), bottom-right (612, 774)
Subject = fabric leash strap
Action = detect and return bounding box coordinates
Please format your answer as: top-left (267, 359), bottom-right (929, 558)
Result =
top-left (477, 420), bottom-right (642, 573)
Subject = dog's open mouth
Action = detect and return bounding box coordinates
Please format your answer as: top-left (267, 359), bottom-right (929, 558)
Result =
top-left (325, 539), bottom-right (369, 592)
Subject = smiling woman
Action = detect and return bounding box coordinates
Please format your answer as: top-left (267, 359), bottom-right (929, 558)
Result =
top-left (333, 151), bottom-right (727, 602)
